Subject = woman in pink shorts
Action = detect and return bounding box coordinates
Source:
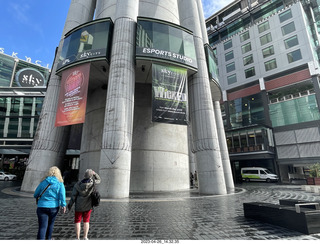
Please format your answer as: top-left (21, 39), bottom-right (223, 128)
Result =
top-left (68, 169), bottom-right (101, 240)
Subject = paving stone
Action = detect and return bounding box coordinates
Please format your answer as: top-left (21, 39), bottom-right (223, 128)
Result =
top-left (1, 182), bottom-right (320, 240)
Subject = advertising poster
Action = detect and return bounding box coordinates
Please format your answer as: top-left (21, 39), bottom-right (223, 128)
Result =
top-left (152, 64), bottom-right (188, 125)
top-left (55, 63), bottom-right (90, 127)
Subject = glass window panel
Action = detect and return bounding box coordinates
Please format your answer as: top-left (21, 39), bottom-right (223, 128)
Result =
top-left (23, 97), bottom-right (33, 116)
top-left (260, 33), bottom-right (272, 45)
top-left (227, 74), bottom-right (237, 85)
top-left (240, 31), bottom-right (250, 42)
top-left (253, 1), bottom-right (284, 22)
top-left (0, 117), bottom-right (4, 137)
top-left (269, 94), bottom-right (320, 127)
top-left (281, 22), bottom-right (295, 36)
top-left (153, 24), bottom-right (170, 50)
top-left (262, 46), bottom-right (274, 58)
top-left (225, 51), bottom-right (234, 61)
top-left (7, 118), bottom-right (18, 138)
top-left (229, 93), bottom-right (265, 129)
top-left (0, 54), bottom-right (15, 87)
top-left (243, 54), bottom-right (254, 66)
top-left (287, 49), bottom-right (302, 63)
top-left (0, 97), bottom-right (6, 117)
top-left (241, 42), bottom-right (252, 54)
top-left (183, 32), bottom-right (197, 62)
top-left (226, 62), bottom-right (235, 73)
top-left (245, 67), bottom-right (255, 78)
top-left (224, 40), bottom-right (232, 50)
top-left (265, 59), bottom-right (277, 71)
top-left (258, 21), bottom-right (270, 33)
top-left (284, 35), bottom-right (299, 49)
top-left (279, 9), bottom-right (292, 23)
top-left (21, 118), bottom-right (31, 138)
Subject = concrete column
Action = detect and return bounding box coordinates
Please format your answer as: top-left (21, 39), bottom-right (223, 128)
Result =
top-left (98, 0), bottom-right (139, 198)
top-left (179, 0), bottom-right (227, 195)
top-left (214, 101), bottom-right (234, 192)
top-left (21, 0), bottom-right (96, 192)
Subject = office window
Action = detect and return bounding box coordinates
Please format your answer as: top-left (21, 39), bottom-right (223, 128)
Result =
top-left (262, 46), bottom-right (274, 58)
top-left (243, 54), bottom-right (254, 66)
top-left (224, 40), bottom-right (233, 50)
top-left (226, 62), bottom-right (235, 73)
top-left (225, 50), bottom-right (234, 62)
top-left (240, 31), bottom-right (250, 42)
top-left (260, 33), bottom-right (272, 45)
top-left (284, 35), bottom-right (299, 49)
top-left (287, 49), bottom-right (302, 63)
top-left (265, 59), bottom-right (277, 71)
top-left (279, 9), bottom-right (292, 23)
top-left (227, 74), bottom-right (237, 85)
top-left (241, 42), bottom-right (252, 54)
top-left (281, 22), bottom-right (295, 36)
top-left (258, 21), bottom-right (270, 33)
top-left (245, 67), bottom-right (255, 78)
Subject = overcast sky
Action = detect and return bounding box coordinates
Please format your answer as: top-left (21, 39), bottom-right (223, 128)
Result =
top-left (0, 0), bottom-right (233, 69)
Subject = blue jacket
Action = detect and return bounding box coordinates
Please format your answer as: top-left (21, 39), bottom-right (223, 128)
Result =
top-left (34, 176), bottom-right (67, 208)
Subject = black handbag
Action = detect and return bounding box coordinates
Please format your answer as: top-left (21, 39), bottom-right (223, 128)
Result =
top-left (36, 184), bottom-right (51, 204)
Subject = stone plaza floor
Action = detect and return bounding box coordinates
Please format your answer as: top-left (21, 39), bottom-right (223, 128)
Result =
top-left (1, 180), bottom-right (320, 240)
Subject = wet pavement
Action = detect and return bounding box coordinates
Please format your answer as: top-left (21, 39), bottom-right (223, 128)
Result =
top-left (1, 180), bottom-right (320, 240)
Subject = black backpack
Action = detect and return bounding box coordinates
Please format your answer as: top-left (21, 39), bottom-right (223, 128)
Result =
top-left (91, 182), bottom-right (100, 207)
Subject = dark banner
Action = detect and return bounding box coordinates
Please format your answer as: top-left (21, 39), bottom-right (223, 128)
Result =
top-left (55, 63), bottom-right (90, 127)
top-left (152, 64), bottom-right (188, 125)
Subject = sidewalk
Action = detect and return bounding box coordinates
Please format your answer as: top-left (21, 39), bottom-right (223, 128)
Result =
top-left (1, 182), bottom-right (320, 240)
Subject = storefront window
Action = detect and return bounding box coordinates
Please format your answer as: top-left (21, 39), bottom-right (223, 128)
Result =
top-left (136, 18), bottom-right (197, 70)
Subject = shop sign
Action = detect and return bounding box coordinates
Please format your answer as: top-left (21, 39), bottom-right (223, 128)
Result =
top-left (15, 68), bottom-right (45, 87)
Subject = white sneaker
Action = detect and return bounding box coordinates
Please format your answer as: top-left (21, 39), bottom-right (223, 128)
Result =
top-left (83, 237), bottom-right (89, 240)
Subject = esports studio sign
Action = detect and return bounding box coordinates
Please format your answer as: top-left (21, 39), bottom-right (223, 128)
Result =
top-left (15, 68), bottom-right (45, 87)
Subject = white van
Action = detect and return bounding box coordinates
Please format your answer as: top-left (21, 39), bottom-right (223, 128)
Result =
top-left (241, 167), bottom-right (279, 182)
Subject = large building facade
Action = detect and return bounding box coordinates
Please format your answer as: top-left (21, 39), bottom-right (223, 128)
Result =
top-left (0, 51), bottom-right (49, 172)
top-left (206, 0), bottom-right (320, 182)
top-left (21, 0), bottom-right (234, 198)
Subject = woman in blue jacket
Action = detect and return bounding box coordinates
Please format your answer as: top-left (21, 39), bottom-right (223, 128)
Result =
top-left (34, 166), bottom-right (67, 240)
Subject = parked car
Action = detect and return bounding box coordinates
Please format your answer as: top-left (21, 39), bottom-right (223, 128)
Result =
top-left (0, 171), bottom-right (17, 181)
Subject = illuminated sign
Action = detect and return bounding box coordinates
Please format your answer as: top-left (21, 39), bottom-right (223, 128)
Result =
top-left (15, 68), bottom-right (45, 87)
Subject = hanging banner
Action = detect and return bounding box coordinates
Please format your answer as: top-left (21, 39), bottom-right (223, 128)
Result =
top-left (55, 63), bottom-right (90, 127)
top-left (152, 64), bottom-right (188, 125)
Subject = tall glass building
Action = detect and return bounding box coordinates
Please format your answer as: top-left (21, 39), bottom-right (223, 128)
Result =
top-left (0, 52), bottom-right (49, 172)
top-left (21, 0), bottom-right (234, 198)
top-left (206, 0), bottom-right (320, 182)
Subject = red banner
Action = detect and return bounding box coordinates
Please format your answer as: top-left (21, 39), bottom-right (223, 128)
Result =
top-left (55, 63), bottom-right (90, 127)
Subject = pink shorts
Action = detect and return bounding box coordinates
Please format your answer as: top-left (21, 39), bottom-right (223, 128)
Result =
top-left (74, 210), bottom-right (92, 223)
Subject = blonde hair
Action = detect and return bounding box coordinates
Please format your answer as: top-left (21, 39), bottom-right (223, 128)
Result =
top-left (43, 166), bottom-right (64, 183)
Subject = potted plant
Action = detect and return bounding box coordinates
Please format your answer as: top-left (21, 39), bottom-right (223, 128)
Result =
top-left (307, 163), bottom-right (320, 185)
